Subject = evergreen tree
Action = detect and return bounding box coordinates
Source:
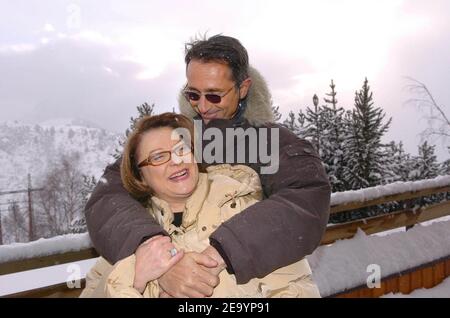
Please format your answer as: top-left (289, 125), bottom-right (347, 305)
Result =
top-left (383, 141), bottom-right (412, 182)
top-left (408, 141), bottom-right (439, 181)
top-left (113, 102), bottom-right (155, 159)
top-left (342, 78), bottom-right (392, 190)
top-left (271, 106), bottom-right (282, 123)
top-left (283, 111), bottom-right (300, 133)
top-left (440, 158), bottom-right (450, 175)
top-left (324, 79), bottom-right (338, 109)
top-left (320, 80), bottom-right (346, 192)
top-left (282, 109), bottom-right (308, 138)
top-left (409, 141), bottom-right (443, 206)
top-left (303, 95), bottom-right (324, 152)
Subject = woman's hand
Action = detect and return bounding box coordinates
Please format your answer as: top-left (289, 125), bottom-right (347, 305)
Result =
top-left (133, 235), bottom-right (183, 294)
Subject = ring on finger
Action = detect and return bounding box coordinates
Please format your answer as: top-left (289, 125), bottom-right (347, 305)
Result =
top-left (169, 247), bottom-right (178, 257)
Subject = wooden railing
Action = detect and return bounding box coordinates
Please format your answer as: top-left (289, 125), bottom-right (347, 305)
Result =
top-left (323, 185), bottom-right (450, 244)
top-left (1, 180), bottom-right (449, 297)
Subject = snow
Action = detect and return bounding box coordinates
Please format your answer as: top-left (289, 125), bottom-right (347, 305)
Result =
top-left (0, 216), bottom-right (449, 297)
top-left (0, 120), bottom-right (120, 192)
top-left (0, 257), bottom-right (98, 296)
top-left (307, 217), bottom-right (450, 297)
top-left (382, 277), bottom-right (450, 298)
top-left (330, 175), bottom-right (450, 206)
top-left (39, 118), bottom-right (102, 129)
top-left (0, 233), bottom-right (92, 263)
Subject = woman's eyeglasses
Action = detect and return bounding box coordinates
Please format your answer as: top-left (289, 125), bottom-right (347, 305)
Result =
top-left (138, 143), bottom-right (192, 168)
top-left (183, 86), bottom-right (234, 104)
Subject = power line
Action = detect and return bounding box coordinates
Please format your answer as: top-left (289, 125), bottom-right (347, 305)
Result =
top-left (0, 201), bottom-right (29, 206)
top-left (0, 188), bottom-right (44, 196)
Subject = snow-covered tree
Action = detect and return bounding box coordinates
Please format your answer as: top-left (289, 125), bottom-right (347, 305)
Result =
top-left (113, 102), bottom-right (155, 159)
top-left (440, 158), bottom-right (450, 176)
top-left (408, 141), bottom-right (439, 181)
top-left (272, 106), bottom-right (282, 123)
top-left (383, 141), bottom-right (412, 183)
top-left (342, 78), bottom-right (392, 190)
top-left (283, 110), bottom-right (300, 134)
top-left (303, 96), bottom-right (324, 152)
top-left (320, 80), bottom-right (347, 192)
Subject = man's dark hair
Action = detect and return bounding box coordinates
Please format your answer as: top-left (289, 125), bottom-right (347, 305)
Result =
top-left (185, 35), bottom-right (249, 85)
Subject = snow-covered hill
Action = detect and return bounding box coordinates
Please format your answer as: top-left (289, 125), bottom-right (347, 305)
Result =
top-left (0, 119), bottom-right (121, 191)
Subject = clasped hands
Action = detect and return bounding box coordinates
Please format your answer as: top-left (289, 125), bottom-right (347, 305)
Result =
top-left (133, 235), bottom-right (226, 297)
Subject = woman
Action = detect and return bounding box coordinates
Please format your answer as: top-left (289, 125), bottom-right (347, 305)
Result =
top-left (81, 113), bottom-right (320, 298)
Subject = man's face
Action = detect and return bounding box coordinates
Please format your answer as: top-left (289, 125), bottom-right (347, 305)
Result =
top-left (186, 60), bottom-right (250, 124)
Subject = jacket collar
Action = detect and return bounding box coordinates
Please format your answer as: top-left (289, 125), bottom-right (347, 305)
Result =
top-left (178, 66), bottom-right (275, 127)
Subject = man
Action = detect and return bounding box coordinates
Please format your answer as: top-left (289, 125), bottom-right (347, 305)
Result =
top-left (85, 35), bottom-right (331, 297)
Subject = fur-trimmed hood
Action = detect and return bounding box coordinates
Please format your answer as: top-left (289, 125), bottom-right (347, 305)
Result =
top-left (178, 66), bottom-right (274, 127)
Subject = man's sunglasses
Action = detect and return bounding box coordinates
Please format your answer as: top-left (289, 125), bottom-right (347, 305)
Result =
top-left (183, 86), bottom-right (234, 104)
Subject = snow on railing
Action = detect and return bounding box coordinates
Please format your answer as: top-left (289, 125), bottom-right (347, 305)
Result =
top-left (0, 233), bottom-right (92, 263)
top-left (330, 175), bottom-right (450, 206)
top-left (308, 218), bottom-right (450, 297)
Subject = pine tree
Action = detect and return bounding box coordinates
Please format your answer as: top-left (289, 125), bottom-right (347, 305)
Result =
top-left (408, 141), bottom-right (439, 181)
top-left (409, 141), bottom-right (443, 206)
top-left (303, 96), bottom-right (324, 152)
top-left (342, 78), bottom-right (392, 190)
top-left (383, 141), bottom-right (411, 182)
top-left (283, 111), bottom-right (300, 133)
top-left (113, 102), bottom-right (155, 159)
top-left (440, 158), bottom-right (450, 175)
top-left (271, 106), bottom-right (282, 123)
top-left (324, 79), bottom-right (338, 109)
top-left (320, 80), bottom-right (346, 192)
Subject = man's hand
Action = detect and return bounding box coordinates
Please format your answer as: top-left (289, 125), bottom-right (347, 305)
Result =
top-left (158, 252), bottom-right (220, 297)
top-left (201, 246), bottom-right (227, 276)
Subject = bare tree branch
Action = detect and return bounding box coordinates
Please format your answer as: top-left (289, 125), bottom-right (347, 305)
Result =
top-left (404, 77), bottom-right (450, 145)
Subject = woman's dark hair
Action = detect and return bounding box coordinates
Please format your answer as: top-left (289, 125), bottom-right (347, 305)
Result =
top-left (184, 34), bottom-right (249, 85)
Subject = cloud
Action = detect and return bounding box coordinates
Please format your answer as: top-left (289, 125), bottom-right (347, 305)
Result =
top-left (0, 34), bottom-right (186, 132)
top-left (43, 23), bottom-right (55, 33)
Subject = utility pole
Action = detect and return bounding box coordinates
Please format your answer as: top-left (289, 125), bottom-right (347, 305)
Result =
top-left (28, 174), bottom-right (34, 242)
top-left (0, 209), bottom-right (3, 245)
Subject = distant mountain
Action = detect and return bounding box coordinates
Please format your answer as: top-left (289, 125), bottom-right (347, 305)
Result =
top-left (0, 120), bottom-right (121, 192)
top-left (39, 118), bottom-right (103, 130)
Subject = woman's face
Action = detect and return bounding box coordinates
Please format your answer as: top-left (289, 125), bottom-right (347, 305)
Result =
top-left (136, 127), bottom-right (199, 204)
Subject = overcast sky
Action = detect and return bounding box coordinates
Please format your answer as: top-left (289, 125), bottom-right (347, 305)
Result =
top-left (0, 0), bottom-right (449, 160)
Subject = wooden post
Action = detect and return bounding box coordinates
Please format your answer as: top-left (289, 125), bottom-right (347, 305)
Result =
top-left (404, 199), bottom-right (415, 231)
top-left (27, 174), bottom-right (34, 242)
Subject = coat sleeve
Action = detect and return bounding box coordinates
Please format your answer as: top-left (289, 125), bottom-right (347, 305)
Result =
top-left (84, 157), bottom-right (168, 264)
top-left (209, 133), bottom-right (331, 284)
top-left (105, 255), bottom-right (160, 298)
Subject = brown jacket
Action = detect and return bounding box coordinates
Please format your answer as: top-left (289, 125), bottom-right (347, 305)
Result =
top-left (85, 66), bottom-right (331, 284)
top-left (81, 165), bottom-right (320, 298)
